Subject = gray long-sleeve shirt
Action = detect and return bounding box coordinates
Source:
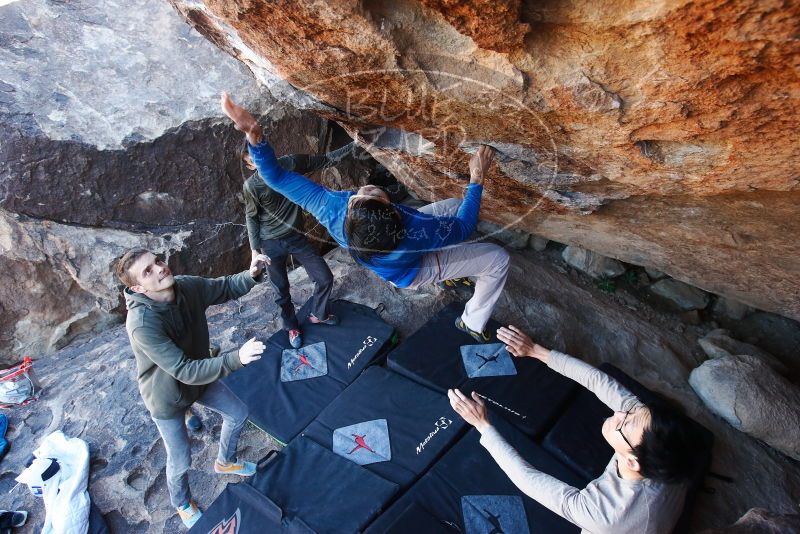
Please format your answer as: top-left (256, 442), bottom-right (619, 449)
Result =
top-left (479, 351), bottom-right (687, 534)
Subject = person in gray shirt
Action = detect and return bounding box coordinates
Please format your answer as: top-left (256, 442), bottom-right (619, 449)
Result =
top-left (448, 325), bottom-right (700, 534)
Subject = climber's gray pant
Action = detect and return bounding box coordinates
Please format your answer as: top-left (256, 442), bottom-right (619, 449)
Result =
top-left (152, 381), bottom-right (248, 508)
top-left (407, 198), bottom-right (510, 333)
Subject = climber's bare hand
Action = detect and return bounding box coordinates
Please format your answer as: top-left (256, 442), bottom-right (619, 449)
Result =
top-left (469, 145), bottom-right (494, 185)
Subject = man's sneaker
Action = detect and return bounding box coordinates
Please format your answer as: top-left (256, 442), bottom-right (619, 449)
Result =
top-left (288, 329), bottom-right (302, 349)
top-left (438, 277), bottom-right (474, 290)
top-left (0, 510), bottom-right (27, 528)
top-left (177, 501), bottom-right (202, 529)
top-left (454, 316), bottom-right (492, 343)
top-left (185, 410), bottom-right (202, 433)
top-left (214, 460), bottom-right (257, 477)
top-left (308, 313), bottom-right (339, 326)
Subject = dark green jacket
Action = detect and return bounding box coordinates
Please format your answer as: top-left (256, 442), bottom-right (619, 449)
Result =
top-left (124, 271), bottom-right (258, 419)
top-left (244, 143), bottom-right (357, 250)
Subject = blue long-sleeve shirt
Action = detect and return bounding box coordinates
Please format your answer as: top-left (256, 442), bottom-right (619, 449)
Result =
top-left (248, 139), bottom-right (484, 287)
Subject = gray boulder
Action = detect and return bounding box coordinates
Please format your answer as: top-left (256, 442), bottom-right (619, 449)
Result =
top-left (699, 508), bottom-right (800, 533)
top-left (0, 0), bottom-right (380, 361)
top-left (644, 266), bottom-right (666, 279)
top-left (529, 234), bottom-right (549, 252)
top-left (650, 278), bottom-right (711, 310)
top-left (712, 296), bottom-right (753, 321)
top-left (689, 353), bottom-right (800, 461)
top-left (699, 329), bottom-right (788, 375)
top-left (477, 221), bottom-right (530, 249)
top-left (561, 245), bottom-right (626, 278)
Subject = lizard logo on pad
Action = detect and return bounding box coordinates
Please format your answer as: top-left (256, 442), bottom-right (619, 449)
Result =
top-left (461, 495), bottom-right (529, 534)
top-left (460, 343), bottom-right (517, 378)
top-left (280, 342), bottom-right (328, 382)
top-left (332, 419), bottom-right (391, 465)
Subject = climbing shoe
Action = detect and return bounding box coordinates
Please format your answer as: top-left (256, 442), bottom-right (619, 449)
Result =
top-left (177, 501), bottom-right (202, 529)
top-left (214, 460), bottom-right (256, 477)
top-left (308, 313), bottom-right (339, 326)
top-left (454, 316), bottom-right (492, 343)
top-left (0, 510), bottom-right (27, 529)
top-left (438, 277), bottom-right (474, 290)
top-left (288, 329), bottom-right (303, 349)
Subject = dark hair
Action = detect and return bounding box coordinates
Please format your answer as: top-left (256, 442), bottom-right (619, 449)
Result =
top-left (344, 197), bottom-right (403, 262)
top-left (633, 398), bottom-right (701, 483)
top-left (115, 248), bottom-right (151, 288)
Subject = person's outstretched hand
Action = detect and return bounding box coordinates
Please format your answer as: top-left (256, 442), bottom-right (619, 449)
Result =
top-left (448, 388), bottom-right (490, 432)
top-left (238, 337), bottom-right (265, 365)
top-left (221, 92), bottom-right (262, 145)
top-left (249, 253), bottom-right (271, 278)
top-left (469, 144), bottom-right (495, 185)
top-left (497, 325), bottom-right (550, 363)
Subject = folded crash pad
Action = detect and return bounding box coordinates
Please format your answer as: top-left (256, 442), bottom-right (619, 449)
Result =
top-left (365, 417), bottom-right (584, 534)
top-left (224, 300), bottom-right (395, 444)
top-left (386, 302), bottom-right (577, 437)
top-left (300, 366), bottom-right (468, 489)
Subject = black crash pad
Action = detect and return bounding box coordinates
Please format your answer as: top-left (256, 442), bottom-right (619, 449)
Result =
top-left (300, 366), bottom-right (468, 489)
top-left (365, 417), bottom-right (584, 534)
top-left (223, 300), bottom-right (395, 444)
top-left (249, 437), bottom-right (399, 533)
top-left (188, 481), bottom-right (320, 534)
top-left (386, 302), bottom-right (578, 437)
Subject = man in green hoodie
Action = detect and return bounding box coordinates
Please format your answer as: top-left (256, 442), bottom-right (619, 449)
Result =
top-left (117, 248), bottom-right (269, 528)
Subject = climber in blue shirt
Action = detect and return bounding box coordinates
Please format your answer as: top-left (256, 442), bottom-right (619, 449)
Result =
top-left (221, 92), bottom-right (509, 341)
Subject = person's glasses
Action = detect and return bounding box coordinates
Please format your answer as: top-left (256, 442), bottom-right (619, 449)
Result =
top-left (615, 410), bottom-right (635, 450)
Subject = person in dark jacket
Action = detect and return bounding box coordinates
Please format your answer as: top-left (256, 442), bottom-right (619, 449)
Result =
top-left (116, 248), bottom-right (269, 528)
top-left (243, 142), bottom-right (357, 348)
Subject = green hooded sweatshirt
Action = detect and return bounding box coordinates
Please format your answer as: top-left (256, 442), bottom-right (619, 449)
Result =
top-left (124, 271), bottom-right (258, 419)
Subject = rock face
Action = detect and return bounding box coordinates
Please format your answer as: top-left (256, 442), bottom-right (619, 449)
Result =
top-left (689, 353), bottom-right (800, 461)
top-left (169, 0), bottom-right (800, 321)
top-left (0, 0), bottom-right (374, 362)
top-left (561, 245), bottom-right (626, 279)
top-left (699, 329), bottom-right (788, 375)
top-left (650, 278), bottom-right (712, 311)
top-left (3, 247), bottom-right (800, 532)
top-left (699, 508), bottom-right (800, 534)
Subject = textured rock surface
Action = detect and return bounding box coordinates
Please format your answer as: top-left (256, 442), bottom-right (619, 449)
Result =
top-left (699, 508), bottom-right (800, 534)
top-left (169, 0), bottom-right (800, 321)
top-left (651, 278), bottom-right (712, 311)
top-left (699, 328), bottom-right (788, 374)
top-left (712, 296), bottom-right (753, 321)
top-left (561, 245), bottom-right (626, 279)
top-left (477, 220), bottom-right (530, 249)
top-left (3, 246), bottom-right (800, 532)
top-left (689, 353), bottom-right (800, 461)
top-left (0, 0), bottom-right (379, 361)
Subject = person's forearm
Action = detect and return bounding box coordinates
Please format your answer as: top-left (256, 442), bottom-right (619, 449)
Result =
top-left (479, 426), bottom-right (585, 524)
top-left (246, 124), bottom-right (262, 146)
top-left (456, 183), bottom-right (482, 231)
top-left (547, 350), bottom-right (640, 412)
